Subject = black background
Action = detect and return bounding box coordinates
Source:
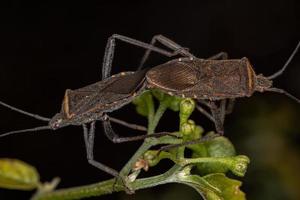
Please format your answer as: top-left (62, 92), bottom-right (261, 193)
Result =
top-left (0, 1), bottom-right (300, 199)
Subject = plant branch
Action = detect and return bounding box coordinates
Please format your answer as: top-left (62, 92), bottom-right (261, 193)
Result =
top-left (119, 100), bottom-right (168, 178)
top-left (31, 165), bottom-right (182, 200)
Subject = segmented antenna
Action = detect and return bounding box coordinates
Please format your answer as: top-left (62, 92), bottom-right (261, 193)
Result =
top-left (266, 88), bottom-right (300, 104)
top-left (0, 126), bottom-right (51, 138)
top-left (0, 100), bottom-right (50, 121)
top-left (267, 41), bottom-right (300, 79)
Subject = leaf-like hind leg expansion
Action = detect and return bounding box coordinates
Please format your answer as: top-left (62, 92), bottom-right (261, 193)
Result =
top-left (101, 34), bottom-right (185, 80)
top-left (138, 34), bottom-right (195, 70)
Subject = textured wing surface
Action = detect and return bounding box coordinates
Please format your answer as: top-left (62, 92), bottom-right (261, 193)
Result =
top-left (147, 59), bottom-right (199, 91)
top-left (63, 69), bottom-right (147, 117)
top-left (102, 69), bottom-right (147, 94)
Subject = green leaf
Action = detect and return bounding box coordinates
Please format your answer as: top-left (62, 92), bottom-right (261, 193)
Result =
top-left (167, 96), bottom-right (182, 112)
top-left (0, 158), bottom-right (40, 190)
top-left (202, 173), bottom-right (246, 200)
top-left (177, 173), bottom-right (245, 200)
top-left (132, 91), bottom-right (153, 117)
top-left (194, 135), bottom-right (236, 175)
top-left (205, 136), bottom-right (236, 157)
top-left (151, 89), bottom-right (182, 111)
top-left (151, 89), bottom-right (166, 102)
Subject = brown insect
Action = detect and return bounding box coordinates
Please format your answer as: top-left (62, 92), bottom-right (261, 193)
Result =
top-left (144, 40), bottom-right (300, 134)
top-left (0, 34), bottom-right (299, 185)
top-left (0, 34), bottom-right (189, 187)
top-left (147, 57), bottom-right (270, 100)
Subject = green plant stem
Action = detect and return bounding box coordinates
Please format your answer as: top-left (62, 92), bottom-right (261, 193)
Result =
top-left (32, 165), bottom-right (181, 200)
top-left (181, 157), bottom-right (232, 166)
top-left (146, 92), bottom-right (155, 129)
top-left (120, 101), bottom-right (168, 177)
top-left (148, 102), bottom-right (168, 134)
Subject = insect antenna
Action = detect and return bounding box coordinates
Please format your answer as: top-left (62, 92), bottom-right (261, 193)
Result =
top-left (0, 126), bottom-right (52, 138)
top-left (0, 100), bottom-right (51, 122)
top-left (267, 41), bottom-right (300, 80)
top-left (266, 88), bottom-right (300, 104)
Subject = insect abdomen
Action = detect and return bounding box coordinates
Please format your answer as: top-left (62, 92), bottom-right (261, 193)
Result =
top-left (188, 58), bottom-right (255, 100)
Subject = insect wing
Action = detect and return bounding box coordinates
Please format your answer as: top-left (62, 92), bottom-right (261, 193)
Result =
top-left (62, 69), bottom-right (148, 118)
top-left (147, 58), bottom-right (199, 91)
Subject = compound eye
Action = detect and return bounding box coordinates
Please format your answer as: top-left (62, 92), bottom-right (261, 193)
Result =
top-left (53, 119), bottom-right (62, 129)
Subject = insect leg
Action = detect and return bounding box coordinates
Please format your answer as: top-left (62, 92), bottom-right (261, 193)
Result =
top-left (102, 116), bottom-right (175, 143)
top-left (83, 122), bottom-right (119, 177)
top-left (138, 34), bottom-right (195, 70)
top-left (208, 101), bottom-right (224, 135)
top-left (159, 134), bottom-right (220, 152)
top-left (198, 99), bottom-right (213, 109)
top-left (225, 99), bottom-right (235, 114)
top-left (83, 122), bottom-right (135, 193)
top-left (219, 100), bottom-right (227, 124)
top-left (109, 117), bottom-right (147, 131)
top-left (207, 52), bottom-right (228, 60)
top-left (195, 100), bottom-right (225, 134)
top-left (198, 99), bottom-right (233, 133)
top-left (195, 104), bottom-right (215, 123)
top-left (102, 34), bottom-right (184, 80)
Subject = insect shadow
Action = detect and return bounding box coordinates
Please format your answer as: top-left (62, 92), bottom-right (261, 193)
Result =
top-left (0, 34), bottom-right (299, 188)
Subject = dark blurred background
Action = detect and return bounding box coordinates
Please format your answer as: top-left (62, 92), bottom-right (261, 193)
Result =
top-left (0, 0), bottom-right (300, 199)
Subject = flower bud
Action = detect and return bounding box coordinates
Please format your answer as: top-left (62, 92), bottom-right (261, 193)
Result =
top-left (143, 150), bottom-right (160, 167)
top-left (181, 120), bottom-right (195, 136)
top-left (230, 155), bottom-right (250, 177)
top-left (180, 99), bottom-right (195, 124)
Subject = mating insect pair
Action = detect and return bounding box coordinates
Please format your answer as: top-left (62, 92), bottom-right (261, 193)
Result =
top-left (0, 34), bottom-right (299, 182)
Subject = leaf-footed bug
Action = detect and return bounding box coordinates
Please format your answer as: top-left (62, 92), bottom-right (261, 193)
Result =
top-left (0, 34), bottom-right (299, 188)
top-left (145, 40), bottom-right (300, 135)
top-left (101, 34), bottom-right (300, 135)
top-left (0, 34), bottom-right (189, 191)
top-left (0, 70), bottom-right (157, 186)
